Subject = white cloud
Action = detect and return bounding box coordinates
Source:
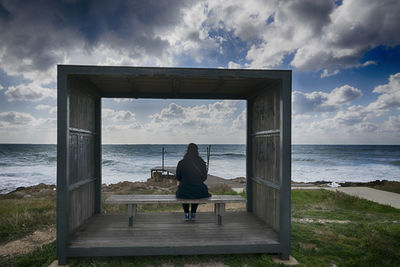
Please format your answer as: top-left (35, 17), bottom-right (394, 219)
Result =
top-left (102, 108), bottom-right (137, 122)
top-left (333, 105), bottom-right (372, 126)
top-left (290, 0), bottom-right (400, 71)
top-left (5, 82), bottom-right (56, 102)
top-left (228, 61), bottom-right (241, 69)
top-left (382, 116), bottom-right (400, 133)
top-left (0, 111), bottom-right (56, 143)
top-left (49, 107), bottom-right (57, 114)
top-left (293, 85), bottom-right (362, 114)
top-left (232, 110), bottom-right (246, 129)
top-left (293, 73), bottom-right (400, 144)
top-left (369, 72), bottom-right (400, 110)
top-left (35, 104), bottom-right (51, 110)
top-left (0, 84), bottom-right (4, 90)
top-left (113, 98), bottom-right (134, 103)
top-left (321, 69), bottom-right (340, 78)
top-left (0, 111), bottom-right (34, 125)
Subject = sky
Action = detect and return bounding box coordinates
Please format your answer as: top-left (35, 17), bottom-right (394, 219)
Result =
top-left (0, 0), bottom-right (399, 145)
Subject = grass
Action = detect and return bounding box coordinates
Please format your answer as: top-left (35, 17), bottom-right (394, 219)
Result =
top-left (292, 189), bottom-right (399, 222)
top-left (1, 188), bottom-right (399, 266)
top-left (0, 195), bottom-right (56, 244)
top-left (291, 189), bottom-right (400, 266)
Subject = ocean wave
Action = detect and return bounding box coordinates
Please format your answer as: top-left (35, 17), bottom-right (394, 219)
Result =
top-left (293, 158), bottom-right (316, 162)
top-left (390, 160), bottom-right (400, 166)
top-left (0, 173), bottom-right (18, 177)
top-left (46, 156), bottom-right (57, 162)
top-left (102, 159), bottom-right (118, 166)
top-left (213, 153), bottom-right (246, 158)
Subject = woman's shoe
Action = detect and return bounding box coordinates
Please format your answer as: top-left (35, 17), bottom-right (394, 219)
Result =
top-left (190, 213), bottom-right (196, 221)
top-left (184, 213), bottom-right (190, 221)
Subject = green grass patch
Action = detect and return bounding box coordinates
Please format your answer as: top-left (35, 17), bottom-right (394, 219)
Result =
top-left (291, 222), bottom-right (400, 266)
top-left (0, 196), bottom-right (56, 244)
top-left (2, 188), bottom-right (400, 266)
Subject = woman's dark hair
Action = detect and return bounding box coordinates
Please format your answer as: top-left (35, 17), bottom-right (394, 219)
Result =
top-left (184, 143), bottom-right (199, 159)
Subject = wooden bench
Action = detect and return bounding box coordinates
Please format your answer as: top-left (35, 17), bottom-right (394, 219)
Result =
top-left (105, 195), bottom-right (246, 226)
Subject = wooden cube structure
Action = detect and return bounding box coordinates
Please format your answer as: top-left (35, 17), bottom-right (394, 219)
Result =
top-left (57, 65), bottom-right (291, 264)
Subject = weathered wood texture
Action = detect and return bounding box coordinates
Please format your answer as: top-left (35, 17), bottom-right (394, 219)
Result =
top-left (68, 86), bottom-right (97, 233)
top-left (69, 181), bottom-right (95, 233)
top-left (105, 194), bottom-right (246, 205)
top-left (252, 135), bottom-right (280, 184)
top-left (69, 133), bottom-right (95, 185)
top-left (69, 86), bottom-right (96, 132)
top-left (252, 88), bottom-right (280, 133)
top-left (252, 182), bottom-right (280, 232)
top-left (250, 87), bottom-right (281, 231)
top-left (69, 212), bottom-right (279, 249)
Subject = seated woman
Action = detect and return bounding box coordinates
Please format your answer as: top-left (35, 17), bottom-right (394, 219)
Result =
top-left (175, 143), bottom-right (211, 221)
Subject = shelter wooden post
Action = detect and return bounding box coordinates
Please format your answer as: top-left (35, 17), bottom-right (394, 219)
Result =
top-left (279, 73), bottom-right (292, 259)
top-left (56, 66), bottom-right (69, 265)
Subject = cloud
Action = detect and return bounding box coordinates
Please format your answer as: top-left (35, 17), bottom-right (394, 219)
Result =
top-left (369, 72), bottom-right (400, 110)
top-left (0, 111), bottom-right (34, 125)
top-left (1, 0), bottom-right (398, 82)
top-left (0, 0), bottom-right (196, 85)
top-left (290, 0), bottom-right (400, 71)
top-left (321, 69), bottom-right (340, 78)
top-left (333, 105), bottom-right (372, 126)
top-left (4, 82), bottom-right (56, 101)
top-left (382, 116), bottom-right (400, 133)
top-left (232, 110), bottom-right (246, 129)
top-left (146, 100), bottom-right (241, 141)
top-left (293, 72), bottom-right (400, 144)
top-left (228, 61), bottom-right (241, 69)
top-left (150, 103), bottom-right (185, 123)
top-left (293, 85), bottom-right (362, 114)
top-left (0, 84), bottom-right (4, 90)
top-left (35, 104), bottom-right (51, 110)
top-left (102, 108), bottom-right (137, 122)
top-left (49, 107), bottom-right (57, 114)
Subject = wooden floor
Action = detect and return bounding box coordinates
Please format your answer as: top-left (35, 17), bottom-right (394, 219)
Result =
top-left (69, 212), bottom-right (279, 252)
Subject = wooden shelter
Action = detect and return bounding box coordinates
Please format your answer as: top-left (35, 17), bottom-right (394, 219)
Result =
top-left (57, 65), bottom-right (291, 264)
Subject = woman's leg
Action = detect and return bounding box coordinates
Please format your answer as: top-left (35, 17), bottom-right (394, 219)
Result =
top-left (190, 204), bottom-right (198, 213)
top-left (182, 204), bottom-right (190, 214)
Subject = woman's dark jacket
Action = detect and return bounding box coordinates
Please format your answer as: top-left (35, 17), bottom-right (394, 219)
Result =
top-left (175, 155), bottom-right (211, 199)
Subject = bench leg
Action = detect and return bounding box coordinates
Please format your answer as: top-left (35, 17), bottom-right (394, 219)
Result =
top-left (215, 203), bottom-right (225, 225)
top-left (127, 204), bottom-right (137, 227)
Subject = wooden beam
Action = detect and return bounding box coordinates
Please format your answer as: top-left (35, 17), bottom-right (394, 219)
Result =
top-left (94, 96), bottom-right (102, 214)
top-left (279, 71), bottom-right (292, 260)
top-left (56, 66), bottom-right (70, 265)
top-left (246, 99), bottom-right (253, 212)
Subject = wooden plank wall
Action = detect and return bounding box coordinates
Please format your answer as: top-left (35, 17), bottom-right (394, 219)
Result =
top-left (69, 182), bottom-right (94, 232)
top-left (251, 87), bottom-right (280, 232)
top-left (68, 85), bottom-right (96, 233)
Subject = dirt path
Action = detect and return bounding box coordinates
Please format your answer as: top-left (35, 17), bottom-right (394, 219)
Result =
top-left (0, 226), bottom-right (56, 256)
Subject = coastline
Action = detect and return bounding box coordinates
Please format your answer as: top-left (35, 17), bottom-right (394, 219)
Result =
top-left (2, 178), bottom-right (399, 198)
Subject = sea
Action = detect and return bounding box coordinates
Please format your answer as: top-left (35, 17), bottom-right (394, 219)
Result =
top-left (0, 144), bottom-right (399, 194)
